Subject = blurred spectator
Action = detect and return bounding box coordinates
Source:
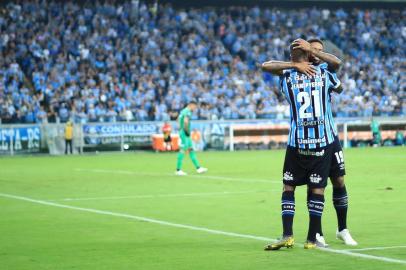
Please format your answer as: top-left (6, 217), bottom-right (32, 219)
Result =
top-left (64, 121), bottom-right (73, 154)
top-left (371, 118), bottom-right (382, 146)
top-left (162, 121), bottom-right (172, 151)
top-left (395, 130), bottom-right (405, 146)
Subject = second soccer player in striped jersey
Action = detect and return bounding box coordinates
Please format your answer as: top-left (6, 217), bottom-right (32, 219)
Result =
top-left (294, 38), bottom-right (357, 247)
top-left (262, 39), bottom-right (357, 248)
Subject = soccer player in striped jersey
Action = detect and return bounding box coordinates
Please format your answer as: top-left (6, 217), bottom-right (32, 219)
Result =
top-left (262, 39), bottom-right (357, 247)
top-left (263, 42), bottom-right (346, 250)
top-left (293, 38), bottom-right (357, 246)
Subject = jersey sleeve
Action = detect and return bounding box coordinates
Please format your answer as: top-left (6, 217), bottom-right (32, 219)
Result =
top-left (326, 70), bottom-right (341, 92)
top-left (278, 76), bottom-right (285, 97)
top-left (318, 62), bottom-right (337, 72)
top-left (279, 70), bottom-right (290, 98)
top-left (319, 62), bottom-right (328, 69)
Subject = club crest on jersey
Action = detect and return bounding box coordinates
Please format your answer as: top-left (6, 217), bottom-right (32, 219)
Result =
top-left (283, 171), bottom-right (293, 181)
top-left (309, 174), bottom-right (322, 184)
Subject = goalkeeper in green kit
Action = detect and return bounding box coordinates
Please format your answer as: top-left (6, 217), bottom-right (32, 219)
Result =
top-left (175, 101), bottom-right (208, 176)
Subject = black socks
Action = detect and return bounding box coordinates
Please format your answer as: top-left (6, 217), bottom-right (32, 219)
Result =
top-left (333, 186), bottom-right (348, 232)
top-left (281, 191), bottom-right (295, 237)
top-left (307, 193), bottom-right (325, 242)
top-left (307, 188), bottom-right (324, 236)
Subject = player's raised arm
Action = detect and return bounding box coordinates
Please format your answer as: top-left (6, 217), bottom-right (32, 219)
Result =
top-left (261, 61), bottom-right (316, 77)
top-left (292, 39), bottom-right (342, 71)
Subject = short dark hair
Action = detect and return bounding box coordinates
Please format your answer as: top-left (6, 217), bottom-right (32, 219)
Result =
top-left (290, 44), bottom-right (307, 62)
top-left (189, 100), bottom-right (198, 105)
top-left (307, 38), bottom-right (324, 46)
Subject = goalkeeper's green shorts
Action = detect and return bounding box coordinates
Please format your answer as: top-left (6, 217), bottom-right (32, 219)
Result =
top-left (179, 132), bottom-right (193, 151)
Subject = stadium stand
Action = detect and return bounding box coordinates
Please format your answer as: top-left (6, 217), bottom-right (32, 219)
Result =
top-left (0, 1), bottom-right (405, 124)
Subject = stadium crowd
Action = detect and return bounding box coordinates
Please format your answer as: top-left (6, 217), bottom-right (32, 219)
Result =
top-left (0, 1), bottom-right (405, 123)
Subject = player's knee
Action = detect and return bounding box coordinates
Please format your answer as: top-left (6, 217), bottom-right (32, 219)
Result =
top-left (283, 184), bottom-right (296, 192)
top-left (331, 176), bottom-right (345, 188)
top-left (310, 187), bottom-right (325, 195)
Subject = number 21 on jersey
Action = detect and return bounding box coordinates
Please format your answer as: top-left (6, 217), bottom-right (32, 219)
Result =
top-left (297, 90), bottom-right (321, 119)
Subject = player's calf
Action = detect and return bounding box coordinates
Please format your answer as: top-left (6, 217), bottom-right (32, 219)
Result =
top-left (281, 189), bottom-right (295, 237)
top-left (332, 183), bottom-right (358, 245)
top-left (332, 182), bottom-right (348, 231)
top-left (307, 190), bottom-right (325, 246)
top-left (265, 186), bottom-right (296, 251)
top-left (307, 187), bottom-right (326, 242)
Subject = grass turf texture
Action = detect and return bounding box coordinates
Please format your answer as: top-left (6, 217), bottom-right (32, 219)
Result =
top-left (0, 147), bottom-right (405, 270)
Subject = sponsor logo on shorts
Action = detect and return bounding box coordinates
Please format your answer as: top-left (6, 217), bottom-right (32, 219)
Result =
top-left (310, 173), bottom-right (322, 184)
top-left (283, 171), bottom-right (293, 181)
top-left (298, 149), bottom-right (325, 157)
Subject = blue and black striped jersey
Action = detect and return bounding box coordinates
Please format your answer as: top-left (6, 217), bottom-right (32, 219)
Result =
top-left (318, 62), bottom-right (328, 69)
top-left (279, 65), bottom-right (341, 149)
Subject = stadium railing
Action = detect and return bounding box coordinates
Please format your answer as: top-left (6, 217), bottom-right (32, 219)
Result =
top-left (226, 118), bottom-right (406, 151)
top-left (0, 117), bottom-right (405, 155)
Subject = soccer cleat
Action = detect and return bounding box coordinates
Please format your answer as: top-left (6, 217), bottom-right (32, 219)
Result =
top-left (175, 170), bottom-right (187, 176)
top-left (336, 229), bottom-right (358, 246)
top-left (304, 241), bottom-right (317, 249)
top-left (196, 167), bottom-right (208, 174)
top-left (315, 233), bottom-right (329, 248)
top-left (264, 236), bottom-right (294, 250)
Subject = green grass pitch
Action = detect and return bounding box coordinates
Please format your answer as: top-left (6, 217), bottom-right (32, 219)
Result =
top-left (1, 147), bottom-right (405, 270)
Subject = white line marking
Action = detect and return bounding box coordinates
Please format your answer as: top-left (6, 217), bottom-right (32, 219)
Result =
top-left (317, 247), bottom-right (406, 265)
top-left (50, 190), bottom-right (266, 202)
top-left (74, 168), bottom-right (279, 184)
top-left (344, 245), bottom-right (406, 252)
top-left (0, 192), bottom-right (273, 242)
top-left (1, 192), bottom-right (405, 265)
top-left (193, 174), bottom-right (278, 183)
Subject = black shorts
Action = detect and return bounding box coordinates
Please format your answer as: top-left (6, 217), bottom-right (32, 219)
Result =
top-left (164, 135), bottom-right (172, 143)
top-left (282, 138), bottom-right (345, 188)
top-left (329, 137), bottom-right (346, 178)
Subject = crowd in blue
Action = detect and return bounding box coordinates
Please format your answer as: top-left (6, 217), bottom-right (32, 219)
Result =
top-left (0, 1), bottom-right (404, 123)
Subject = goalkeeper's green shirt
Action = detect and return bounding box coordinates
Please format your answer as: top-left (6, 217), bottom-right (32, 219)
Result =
top-left (179, 108), bottom-right (192, 134)
top-left (371, 119), bottom-right (380, 133)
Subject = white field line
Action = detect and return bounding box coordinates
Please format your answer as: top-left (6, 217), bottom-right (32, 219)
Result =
top-left (344, 245), bottom-right (406, 252)
top-left (1, 193), bottom-right (406, 265)
top-left (74, 168), bottom-right (279, 184)
top-left (49, 190), bottom-right (267, 202)
top-left (0, 192), bottom-right (273, 243)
